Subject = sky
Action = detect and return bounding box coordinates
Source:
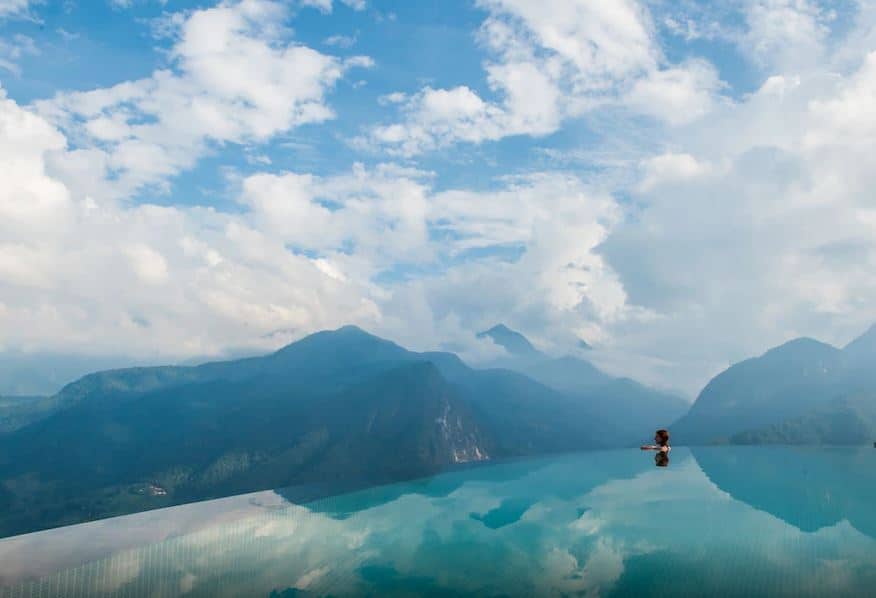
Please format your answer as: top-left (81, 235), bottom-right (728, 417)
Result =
top-left (1, 0), bottom-right (876, 396)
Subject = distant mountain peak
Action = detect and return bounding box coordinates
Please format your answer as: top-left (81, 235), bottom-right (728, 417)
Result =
top-left (275, 325), bottom-right (388, 352)
top-left (480, 324), bottom-right (515, 335)
top-left (843, 323), bottom-right (876, 368)
top-left (761, 336), bottom-right (838, 360)
top-left (477, 324), bottom-right (540, 357)
top-left (844, 322), bottom-right (876, 357)
top-left (335, 324), bottom-right (369, 334)
top-left (325, 324), bottom-right (378, 339)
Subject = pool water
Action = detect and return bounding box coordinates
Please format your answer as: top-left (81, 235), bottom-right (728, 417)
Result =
top-left (1, 446), bottom-right (874, 597)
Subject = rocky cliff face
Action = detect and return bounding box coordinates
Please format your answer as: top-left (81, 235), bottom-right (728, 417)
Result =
top-left (435, 399), bottom-right (490, 464)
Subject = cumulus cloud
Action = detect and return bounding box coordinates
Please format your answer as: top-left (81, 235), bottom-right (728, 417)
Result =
top-left (2, 0), bottom-right (636, 367)
top-left (1, 81), bottom-right (625, 366)
top-left (741, 0), bottom-right (831, 71)
top-left (362, 0), bottom-right (726, 155)
top-left (34, 0), bottom-right (370, 200)
top-left (636, 152), bottom-right (714, 192)
top-left (624, 59), bottom-right (724, 125)
top-left (597, 43), bottom-right (876, 392)
top-left (0, 86), bottom-right (383, 358)
top-left (239, 162), bottom-right (433, 269)
top-left (375, 173), bottom-right (633, 357)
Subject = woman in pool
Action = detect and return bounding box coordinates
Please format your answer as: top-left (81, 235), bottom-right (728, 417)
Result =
top-left (641, 429), bottom-right (671, 453)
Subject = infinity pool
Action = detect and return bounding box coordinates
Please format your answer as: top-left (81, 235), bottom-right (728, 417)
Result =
top-left (1, 447), bottom-right (874, 597)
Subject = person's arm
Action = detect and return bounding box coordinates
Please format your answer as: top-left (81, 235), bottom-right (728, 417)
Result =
top-left (640, 445), bottom-right (658, 450)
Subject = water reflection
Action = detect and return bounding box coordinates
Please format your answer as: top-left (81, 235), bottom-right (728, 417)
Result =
top-left (1, 448), bottom-right (874, 597)
top-left (693, 445), bottom-right (876, 539)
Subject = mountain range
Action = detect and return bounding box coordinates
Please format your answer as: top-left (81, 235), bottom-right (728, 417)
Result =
top-left (672, 325), bottom-right (876, 445)
top-left (1, 325), bottom-right (665, 537)
top-left (476, 325), bottom-right (688, 443)
top-left (4, 321), bottom-right (876, 537)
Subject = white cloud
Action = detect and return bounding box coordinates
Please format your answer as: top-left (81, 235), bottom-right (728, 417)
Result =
top-left (479, 0), bottom-right (657, 87)
top-left (300, 0), bottom-right (364, 13)
top-left (239, 162), bottom-right (432, 267)
top-left (0, 0), bottom-right (32, 19)
top-left (625, 59), bottom-right (724, 125)
top-left (300, 0), bottom-right (332, 12)
top-left (0, 87), bottom-right (384, 358)
top-left (2, 82), bottom-right (629, 366)
top-left (376, 173), bottom-right (633, 358)
top-left (366, 86), bottom-right (507, 155)
top-left (637, 152), bottom-right (713, 192)
top-left (324, 33), bottom-right (357, 48)
top-left (0, 33), bottom-right (38, 75)
top-left (377, 91), bottom-right (406, 105)
top-left (124, 244), bottom-right (170, 285)
top-left (34, 0), bottom-right (369, 201)
top-left (742, 0), bottom-right (831, 71)
top-left (596, 42), bottom-right (876, 392)
top-left (56, 28), bottom-right (80, 42)
top-left (363, 0), bottom-right (725, 155)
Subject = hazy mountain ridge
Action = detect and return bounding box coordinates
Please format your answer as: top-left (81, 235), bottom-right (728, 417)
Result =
top-left (478, 324), bottom-right (688, 443)
top-left (730, 392), bottom-right (876, 445)
top-left (477, 324), bottom-right (541, 358)
top-left (0, 326), bottom-right (608, 537)
top-left (7, 322), bottom-right (874, 536)
top-left (673, 325), bottom-right (876, 445)
top-left (0, 395), bottom-right (49, 434)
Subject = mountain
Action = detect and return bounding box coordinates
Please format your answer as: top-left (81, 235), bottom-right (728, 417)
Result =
top-left (730, 392), bottom-right (876, 445)
top-left (477, 324), bottom-right (687, 445)
top-left (0, 326), bottom-right (603, 537)
top-left (521, 355), bottom-right (613, 391)
top-left (843, 323), bottom-right (876, 367)
top-left (693, 445), bottom-right (876, 539)
top-left (520, 360), bottom-right (686, 443)
top-left (477, 324), bottom-right (542, 358)
top-left (0, 352), bottom-right (153, 396)
top-left (576, 377), bottom-right (688, 440)
top-left (673, 325), bottom-right (876, 445)
top-left (671, 338), bottom-right (846, 444)
top-left (0, 395), bottom-right (48, 434)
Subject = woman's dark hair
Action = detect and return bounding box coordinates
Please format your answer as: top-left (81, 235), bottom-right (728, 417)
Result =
top-left (655, 429), bottom-right (670, 446)
top-left (655, 452), bottom-right (669, 467)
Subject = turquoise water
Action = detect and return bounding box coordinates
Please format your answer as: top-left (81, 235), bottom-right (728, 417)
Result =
top-left (1, 447), bottom-right (875, 597)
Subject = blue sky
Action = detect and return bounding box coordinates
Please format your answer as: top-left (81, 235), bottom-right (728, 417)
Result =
top-left (1, 0), bottom-right (876, 395)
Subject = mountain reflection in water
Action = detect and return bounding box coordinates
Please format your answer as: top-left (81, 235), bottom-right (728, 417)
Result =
top-left (1, 447), bottom-right (874, 597)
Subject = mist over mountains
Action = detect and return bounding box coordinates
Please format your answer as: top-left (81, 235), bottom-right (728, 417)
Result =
top-left (2, 321), bottom-right (875, 537)
top-left (476, 324), bottom-right (689, 445)
top-left (0, 353), bottom-right (150, 397)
